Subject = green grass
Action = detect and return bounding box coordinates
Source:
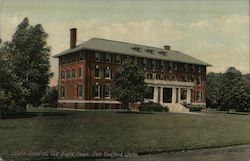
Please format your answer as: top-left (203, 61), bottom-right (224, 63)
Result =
top-left (1, 108), bottom-right (250, 157)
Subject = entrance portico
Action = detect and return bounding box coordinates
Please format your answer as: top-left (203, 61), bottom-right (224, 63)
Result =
top-left (145, 79), bottom-right (194, 105)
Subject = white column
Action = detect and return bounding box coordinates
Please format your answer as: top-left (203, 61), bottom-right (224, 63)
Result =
top-left (160, 87), bottom-right (163, 104)
top-left (172, 87), bottom-right (176, 103)
top-left (153, 86), bottom-right (158, 103)
top-left (187, 88), bottom-right (191, 104)
top-left (178, 88), bottom-right (181, 103)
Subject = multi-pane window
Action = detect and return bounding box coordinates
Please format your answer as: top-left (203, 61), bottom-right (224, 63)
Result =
top-left (79, 52), bottom-right (84, 61)
top-left (143, 58), bottom-right (147, 67)
top-left (61, 86), bottom-right (65, 98)
top-left (181, 89), bottom-right (187, 100)
top-left (105, 53), bottom-right (111, 63)
top-left (152, 60), bottom-right (156, 68)
top-left (197, 66), bottom-right (202, 73)
top-left (192, 65), bottom-right (195, 72)
top-left (61, 71), bottom-right (66, 79)
top-left (104, 83), bottom-right (111, 98)
top-left (160, 61), bottom-right (164, 69)
top-left (77, 85), bottom-right (83, 98)
top-left (72, 69), bottom-right (76, 78)
top-left (184, 64), bottom-right (188, 71)
top-left (197, 76), bottom-right (202, 85)
top-left (95, 52), bottom-right (101, 62)
top-left (115, 55), bottom-right (121, 64)
top-left (147, 59), bottom-right (152, 68)
top-left (67, 70), bottom-right (71, 79)
top-left (174, 63), bottom-right (178, 70)
top-left (145, 86), bottom-right (154, 99)
top-left (93, 84), bottom-right (100, 98)
top-left (105, 66), bottom-right (112, 79)
top-left (146, 73), bottom-right (153, 79)
top-left (196, 91), bottom-right (202, 101)
top-left (169, 62), bottom-right (173, 70)
top-left (94, 65), bottom-right (100, 78)
top-left (78, 68), bottom-right (82, 78)
top-left (156, 74), bottom-right (161, 80)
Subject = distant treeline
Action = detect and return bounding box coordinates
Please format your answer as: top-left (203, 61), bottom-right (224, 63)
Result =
top-left (207, 67), bottom-right (250, 112)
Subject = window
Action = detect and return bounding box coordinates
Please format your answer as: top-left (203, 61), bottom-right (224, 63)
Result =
top-left (160, 61), bottom-right (164, 69)
top-left (94, 65), bottom-right (100, 78)
top-left (174, 63), bottom-right (178, 70)
top-left (67, 70), bottom-right (71, 79)
top-left (197, 66), bottom-right (202, 73)
top-left (93, 84), bottom-right (100, 98)
top-left (184, 64), bottom-right (188, 71)
top-left (146, 73), bottom-right (153, 79)
top-left (115, 55), bottom-right (121, 64)
top-left (77, 85), bottom-right (83, 98)
top-left (156, 74), bottom-right (161, 80)
top-left (197, 76), bottom-right (202, 85)
top-left (61, 86), bottom-right (65, 98)
top-left (104, 83), bottom-right (111, 98)
top-left (147, 59), bottom-right (152, 68)
top-left (95, 52), bottom-right (101, 62)
top-left (79, 52), bottom-right (84, 61)
top-left (152, 60), bottom-right (156, 68)
top-left (143, 58), bottom-right (147, 67)
top-left (169, 62), bottom-right (173, 70)
top-left (183, 75), bottom-right (188, 82)
top-left (181, 89), bottom-right (187, 100)
top-left (105, 66), bottom-right (112, 79)
top-left (105, 53), bottom-right (111, 63)
top-left (72, 69), bottom-right (76, 78)
top-left (145, 86), bottom-right (154, 99)
top-left (78, 68), bottom-right (82, 78)
top-left (61, 71), bottom-right (66, 79)
top-left (196, 91), bottom-right (202, 101)
top-left (192, 65), bottom-right (195, 72)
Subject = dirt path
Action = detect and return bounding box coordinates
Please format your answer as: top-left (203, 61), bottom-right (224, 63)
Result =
top-left (98, 144), bottom-right (250, 161)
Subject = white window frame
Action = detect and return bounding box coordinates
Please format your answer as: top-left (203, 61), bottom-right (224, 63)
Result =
top-left (105, 66), bottom-right (111, 79)
top-left (95, 52), bottom-right (101, 62)
top-left (94, 65), bottom-right (100, 78)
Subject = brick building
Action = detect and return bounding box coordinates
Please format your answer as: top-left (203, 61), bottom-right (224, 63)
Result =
top-left (53, 28), bottom-right (211, 110)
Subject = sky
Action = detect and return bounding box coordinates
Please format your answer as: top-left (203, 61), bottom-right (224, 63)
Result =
top-left (0, 0), bottom-right (249, 86)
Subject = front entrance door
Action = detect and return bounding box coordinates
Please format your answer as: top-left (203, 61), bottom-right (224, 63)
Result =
top-left (163, 88), bottom-right (172, 103)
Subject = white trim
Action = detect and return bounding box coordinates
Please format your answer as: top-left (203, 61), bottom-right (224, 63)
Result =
top-left (58, 99), bottom-right (120, 104)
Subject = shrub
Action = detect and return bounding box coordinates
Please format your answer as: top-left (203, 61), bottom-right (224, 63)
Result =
top-left (139, 102), bottom-right (168, 112)
top-left (189, 106), bottom-right (202, 112)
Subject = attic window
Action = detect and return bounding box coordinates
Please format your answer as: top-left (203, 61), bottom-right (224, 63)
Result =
top-left (158, 51), bottom-right (167, 56)
top-left (131, 47), bottom-right (142, 52)
top-left (145, 49), bottom-right (155, 54)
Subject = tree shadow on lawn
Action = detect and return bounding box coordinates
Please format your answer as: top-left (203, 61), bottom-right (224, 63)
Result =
top-left (116, 111), bottom-right (154, 115)
top-left (1, 111), bottom-right (70, 120)
top-left (226, 112), bottom-right (250, 115)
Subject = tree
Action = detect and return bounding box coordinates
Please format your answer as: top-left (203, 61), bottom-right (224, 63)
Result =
top-left (41, 87), bottom-right (58, 105)
top-left (0, 42), bottom-right (29, 118)
top-left (111, 60), bottom-right (146, 111)
top-left (7, 17), bottom-right (52, 107)
top-left (207, 67), bottom-right (250, 112)
top-left (207, 72), bottom-right (223, 109)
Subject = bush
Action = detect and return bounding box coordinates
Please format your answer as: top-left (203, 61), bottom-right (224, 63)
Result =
top-left (189, 106), bottom-right (202, 112)
top-left (139, 102), bottom-right (168, 112)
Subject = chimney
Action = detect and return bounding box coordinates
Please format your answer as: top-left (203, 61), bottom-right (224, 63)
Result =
top-left (164, 45), bottom-right (170, 50)
top-left (70, 28), bottom-right (77, 49)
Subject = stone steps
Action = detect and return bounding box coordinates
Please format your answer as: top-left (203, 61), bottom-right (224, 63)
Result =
top-left (168, 103), bottom-right (189, 113)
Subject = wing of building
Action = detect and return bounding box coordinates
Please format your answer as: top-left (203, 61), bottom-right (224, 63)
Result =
top-left (53, 28), bottom-right (211, 110)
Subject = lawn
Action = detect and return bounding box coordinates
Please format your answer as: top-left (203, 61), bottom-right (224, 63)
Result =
top-left (1, 108), bottom-right (250, 160)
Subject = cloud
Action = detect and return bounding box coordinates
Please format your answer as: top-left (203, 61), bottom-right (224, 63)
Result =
top-left (1, 12), bottom-right (249, 86)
